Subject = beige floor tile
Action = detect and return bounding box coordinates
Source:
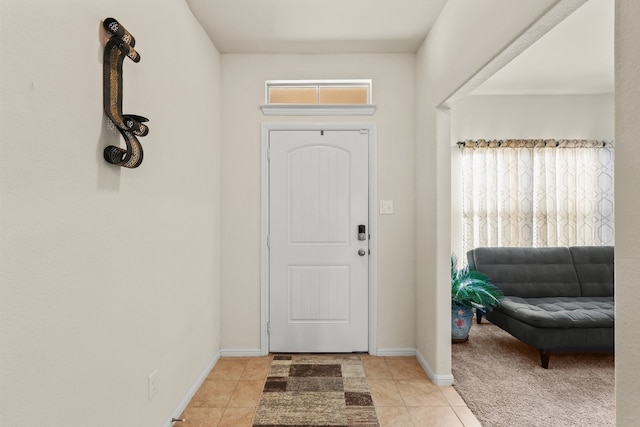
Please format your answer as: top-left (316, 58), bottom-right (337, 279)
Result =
top-left (358, 354), bottom-right (377, 360)
top-left (368, 379), bottom-right (405, 406)
top-left (396, 380), bottom-right (449, 407)
top-left (227, 380), bottom-right (264, 408)
top-left (207, 358), bottom-right (248, 381)
top-left (383, 355), bottom-right (415, 360)
top-left (179, 407), bottom-right (225, 427)
top-left (240, 358), bottom-right (272, 380)
top-left (453, 406), bottom-right (482, 427)
top-left (217, 407), bottom-right (255, 427)
top-left (385, 357), bottom-right (429, 380)
top-left (375, 406), bottom-right (415, 427)
top-left (408, 406), bottom-right (464, 427)
top-left (440, 385), bottom-right (467, 406)
top-left (361, 356), bottom-right (393, 379)
top-left (189, 380), bottom-right (237, 408)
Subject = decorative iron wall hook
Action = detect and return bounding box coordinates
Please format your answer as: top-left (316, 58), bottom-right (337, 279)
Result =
top-left (102, 17), bottom-right (149, 168)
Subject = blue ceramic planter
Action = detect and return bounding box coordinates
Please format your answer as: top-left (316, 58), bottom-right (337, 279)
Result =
top-left (452, 305), bottom-right (474, 342)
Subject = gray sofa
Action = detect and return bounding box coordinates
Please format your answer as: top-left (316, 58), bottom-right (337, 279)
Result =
top-left (467, 246), bottom-right (614, 368)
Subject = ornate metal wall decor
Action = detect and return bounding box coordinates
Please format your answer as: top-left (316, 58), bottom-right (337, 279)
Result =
top-left (102, 17), bottom-right (149, 168)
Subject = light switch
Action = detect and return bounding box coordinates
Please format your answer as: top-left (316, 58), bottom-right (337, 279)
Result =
top-left (379, 200), bottom-right (394, 215)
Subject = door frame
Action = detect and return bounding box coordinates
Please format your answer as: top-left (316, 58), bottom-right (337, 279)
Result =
top-left (260, 122), bottom-right (378, 356)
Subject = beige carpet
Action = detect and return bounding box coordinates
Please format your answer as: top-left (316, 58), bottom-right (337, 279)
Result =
top-left (451, 321), bottom-right (615, 427)
top-left (253, 354), bottom-right (379, 427)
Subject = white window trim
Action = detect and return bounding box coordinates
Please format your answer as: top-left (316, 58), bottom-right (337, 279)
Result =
top-left (262, 79), bottom-right (376, 116)
top-left (261, 104), bottom-right (376, 116)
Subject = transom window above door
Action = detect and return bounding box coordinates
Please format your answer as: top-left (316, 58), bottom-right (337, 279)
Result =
top-left (261, 80), bottom-right (376, 116)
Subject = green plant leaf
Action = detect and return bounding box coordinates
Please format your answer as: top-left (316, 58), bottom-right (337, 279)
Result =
top-left (451, 253), bottom-right (504, 309)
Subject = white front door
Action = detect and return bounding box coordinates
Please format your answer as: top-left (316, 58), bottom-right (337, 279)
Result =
top-left (269, 129), bottom-right (369, 353)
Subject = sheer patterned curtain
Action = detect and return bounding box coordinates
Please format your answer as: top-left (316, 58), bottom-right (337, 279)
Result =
top-left (460, 139), bottom-right (614, 254)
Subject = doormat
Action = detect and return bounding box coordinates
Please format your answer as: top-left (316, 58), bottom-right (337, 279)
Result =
top-left (252, 354), bottom-right (380, 427)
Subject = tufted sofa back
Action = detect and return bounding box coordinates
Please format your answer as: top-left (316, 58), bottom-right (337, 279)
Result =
top-left (467, 246), bottom-right (614, 298)
top-left (569, 246), bottom-right (614, 297)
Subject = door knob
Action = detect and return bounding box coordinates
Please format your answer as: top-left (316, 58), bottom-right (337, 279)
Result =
top-left (358, 249), bottom-right (366, 256)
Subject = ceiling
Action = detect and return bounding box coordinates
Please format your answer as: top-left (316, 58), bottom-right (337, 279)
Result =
top-left (186, 0), bottom-right (614, 95)
top-left (472, 0), bottom-right (614, 95)
top-left (185, 0), bottom-right (448, 53)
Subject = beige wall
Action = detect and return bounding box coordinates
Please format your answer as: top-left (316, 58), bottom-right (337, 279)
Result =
top-left (0, 1), bottom-right (222, 426)
top-left (415, 0), bottom-right (563, 379)
top-left (220, 54), bottom-right (417, 352)
top-left (451, 94), bottom-right (614, 141)
top-left (615, 1), bottom-right (640, 424)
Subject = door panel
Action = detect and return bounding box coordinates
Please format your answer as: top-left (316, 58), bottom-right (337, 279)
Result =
top-left (288, 145), bottom-right (350, 244)
top-left (289, 266), bottom-right (349, 322)
top-left (269, 129), bottom-right (369, 353)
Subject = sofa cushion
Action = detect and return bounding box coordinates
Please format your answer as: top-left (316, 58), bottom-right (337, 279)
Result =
top-left (496, 296), bottom-right (614, 328)
top-left (467, 247), bottom-right (581, 298)
top-left (569, 246), bottom-right (614, 297)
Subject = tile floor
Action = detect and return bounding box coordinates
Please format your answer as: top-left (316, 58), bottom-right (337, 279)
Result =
top-left (179, 355), bottom-right (481, 427)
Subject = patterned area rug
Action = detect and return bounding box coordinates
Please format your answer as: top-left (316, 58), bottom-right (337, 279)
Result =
top-left (253, 354), bottom-right (380, 427)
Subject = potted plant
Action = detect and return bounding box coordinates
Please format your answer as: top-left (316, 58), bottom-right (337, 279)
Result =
top-left (451, 253), bottom-right (503, 342)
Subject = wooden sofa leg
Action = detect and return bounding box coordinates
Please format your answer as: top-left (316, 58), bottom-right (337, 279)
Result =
top-left (476, 311), bottom-right (483, 324)
top-left (539, 350), bottom-right (550, 369)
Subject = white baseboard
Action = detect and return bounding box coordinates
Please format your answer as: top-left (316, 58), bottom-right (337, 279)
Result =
top-left (163, 351), bottom-right (221, 427)
top-left (219, 348), bottom-right (263, 357)
top-left (375, 348), bottom-right (417, 357)
top-left (163, 348), bottom-right (264, 426)
top-left (415, 349), bottom-right (454, 386)
top-left (377, 348), bottom-right (454, 386)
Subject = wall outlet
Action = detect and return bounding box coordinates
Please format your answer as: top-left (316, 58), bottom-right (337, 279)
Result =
top-left (148, 369), bottom-right (159, 401)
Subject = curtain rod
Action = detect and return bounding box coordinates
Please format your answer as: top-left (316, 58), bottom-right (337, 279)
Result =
top-left (457, 139), bottom-right (614, 149)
